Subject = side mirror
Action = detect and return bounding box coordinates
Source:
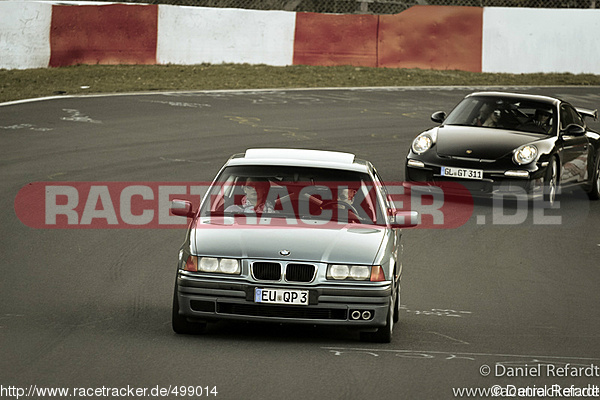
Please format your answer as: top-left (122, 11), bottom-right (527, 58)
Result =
top-left (170, 199), bottom-right (195, 218)
top-left (431, 111), bottom-right (446, 124)
top-left (390, 210), bottom-right (419, 228)
top-left (561, 124), bottom-right (586, 137)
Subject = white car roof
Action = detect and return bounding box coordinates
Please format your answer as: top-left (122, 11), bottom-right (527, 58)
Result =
top-left (226, 148), bottom-right (369, 172)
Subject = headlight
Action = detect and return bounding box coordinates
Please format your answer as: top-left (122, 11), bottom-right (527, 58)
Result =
top-left (185, 256), bottom-right (240, 275)
top-left (199, 257), bottom-right (219, 272)
top-left (327, 264), bottom-right (384, 281)
top-left (411, 130), bottom-right (437, 154)
top-left (412, 135), bottom-right (432, 154)
top-left (349, 265), bottom-right (371, 280)
top-left (513, 144), bottom-right (538, 165)
top-left (219, 258), bottom-right (240, 274)
top-left (328, 264), bottom-right (350, 280)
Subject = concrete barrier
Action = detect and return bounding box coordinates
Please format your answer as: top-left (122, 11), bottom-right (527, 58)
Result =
top-left (293, 12), bottom-right (378, 67)
top-left (483, 7), bottom-right (600, 74)
top-left (50, 4), bottom-right (158, 67)
top-left (157, 5), bottom-right (295, 66)
top-left (0, 2), bottom-right (52, 69)
top-left (378, 6), bottom-right (482, 72)
top-left (1, 2), bottom-right (599, 74)
top-left (292, 7), bottom-right (482, 72)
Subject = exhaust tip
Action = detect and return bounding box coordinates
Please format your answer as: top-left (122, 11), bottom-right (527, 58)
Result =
top-left (350, 309), bottom-right (373, 320)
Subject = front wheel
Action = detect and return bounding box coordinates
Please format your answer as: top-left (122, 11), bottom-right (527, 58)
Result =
top-left (360, 298), bottom-right (394, 343)
top-left (172, 284), bottom-right (207, 335)
top-left (587, 152), bottom-right (600, 200)
top-left (543, 158), bottom-right (559, 207)
top-left (393, 283), bottom-right (400, 324)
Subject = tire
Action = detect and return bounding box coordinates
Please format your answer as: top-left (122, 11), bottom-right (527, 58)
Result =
top-left (587, 152), bottom-right (600, 200)
top-left (360, 298), bottom-right (394, 343)
top-left (393, 282), bottom-right (400, 324)
top-left (543, 158), bottom-right (559, 207)
top-left (172, 284), bottom-right (207, 335)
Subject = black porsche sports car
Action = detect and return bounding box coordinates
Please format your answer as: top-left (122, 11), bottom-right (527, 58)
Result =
top-left (404, 92), bottom-right (600, 205)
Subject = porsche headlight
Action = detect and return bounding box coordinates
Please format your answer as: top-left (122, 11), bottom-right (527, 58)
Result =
top-left (513, 144), bottom-right (538, 165)
top-left (411, 130), bottom-right (437, 154)
top-left (412, 135), bottom-right (433, 154)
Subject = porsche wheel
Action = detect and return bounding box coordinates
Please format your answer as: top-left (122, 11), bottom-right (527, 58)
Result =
top-left (587, 152), bottom-right (600, 200)
top-left (543, 158), bottom-right (559, 207)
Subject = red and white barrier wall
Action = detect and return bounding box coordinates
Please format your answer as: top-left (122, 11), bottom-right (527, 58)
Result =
top-left (2, 2), bottom-right (600, 74)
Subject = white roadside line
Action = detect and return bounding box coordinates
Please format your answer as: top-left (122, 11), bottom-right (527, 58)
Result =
top-left (4, 85), bottom-right (598, 107)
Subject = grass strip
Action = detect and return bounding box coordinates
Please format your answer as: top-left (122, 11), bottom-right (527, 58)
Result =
top-left (2, 64), bottom-right (599, 103)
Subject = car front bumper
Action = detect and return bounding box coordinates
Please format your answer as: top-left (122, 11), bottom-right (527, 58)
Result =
top-left (175, 271), bottom-right (393, 328)
top-left (405, 159), bottom-right (546, 198)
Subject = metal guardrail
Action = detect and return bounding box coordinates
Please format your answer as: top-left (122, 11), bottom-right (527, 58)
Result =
top-left (99, 0), bottom-right (599, 13)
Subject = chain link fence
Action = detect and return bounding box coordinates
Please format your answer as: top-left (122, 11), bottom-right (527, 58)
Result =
top-left (105, 0), bottom-right (599, 12)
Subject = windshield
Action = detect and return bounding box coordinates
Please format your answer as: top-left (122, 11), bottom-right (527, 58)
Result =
top-left (200, 165), bottom-right (387, 225)
top-left (444, 96), bottom-right (556, 135)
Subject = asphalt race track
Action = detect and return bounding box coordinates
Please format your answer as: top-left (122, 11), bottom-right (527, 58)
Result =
top-left (1, 87), bottom-right (600, 399)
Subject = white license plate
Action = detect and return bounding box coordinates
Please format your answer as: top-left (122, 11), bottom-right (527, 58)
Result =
top-left (255, 288), bottom-right (309, 306)
top-left (441, 166), bottom-right (483, 180)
